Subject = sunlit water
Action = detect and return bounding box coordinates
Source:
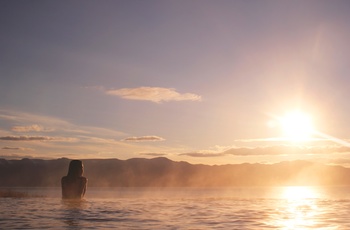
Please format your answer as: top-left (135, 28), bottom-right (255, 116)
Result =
top-left (2, 187), bottom-right (350, 229)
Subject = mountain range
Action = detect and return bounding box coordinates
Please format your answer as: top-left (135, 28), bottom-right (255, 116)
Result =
top-left (0, 157), bottom-right (349, 187)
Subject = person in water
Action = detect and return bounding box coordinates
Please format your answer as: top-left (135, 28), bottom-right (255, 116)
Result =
top-left (61, 160), bottom-right (87, 199)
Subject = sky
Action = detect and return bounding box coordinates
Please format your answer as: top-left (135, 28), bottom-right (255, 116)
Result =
top-left (1, 0), bottom-right (350, 166)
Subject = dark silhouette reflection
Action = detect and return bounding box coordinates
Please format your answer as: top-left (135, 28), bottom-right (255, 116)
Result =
top-left (61, 199), bottom-right (87, 228)
top-left (61, 160), bottom-right (87, 199)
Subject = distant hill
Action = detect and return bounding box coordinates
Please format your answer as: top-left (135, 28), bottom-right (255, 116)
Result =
top-left (0, 157), bottom-right (349, 187)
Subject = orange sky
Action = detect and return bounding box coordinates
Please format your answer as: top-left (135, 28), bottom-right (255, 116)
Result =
top-left (1, 1), bottom-right (350, 166)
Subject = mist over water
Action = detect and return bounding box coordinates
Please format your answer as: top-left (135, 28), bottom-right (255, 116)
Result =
top-left (2, 187), bottom-right (350, 229)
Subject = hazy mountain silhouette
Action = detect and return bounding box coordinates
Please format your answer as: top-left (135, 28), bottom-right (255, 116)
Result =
top-left (0, 157), bottom-right (349, 187)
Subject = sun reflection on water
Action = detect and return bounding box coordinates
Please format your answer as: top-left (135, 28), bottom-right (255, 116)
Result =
top-left (282, 186), bottom-right (320, 200)
top-left (273, 186), bottom-right (321, 229)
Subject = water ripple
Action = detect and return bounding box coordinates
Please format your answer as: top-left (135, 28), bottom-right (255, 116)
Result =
top-left (2, 188), bottom-right (350, 229)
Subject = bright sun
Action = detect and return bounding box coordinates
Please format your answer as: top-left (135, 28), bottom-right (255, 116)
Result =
top-left (282, 186), bottom-right (319, 200)
top-left (280, 110), bottom-right (314, 142)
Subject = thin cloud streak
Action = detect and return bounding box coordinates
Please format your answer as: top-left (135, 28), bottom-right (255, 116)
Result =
top-left (2, 146), bottom-right (34, 151)
top-left (181, 145), bottom-right (350, 158)
top-left (0, 135), bottom-right (77, 142)
top-left (11, 124), bottom-right (53, 132)
top-left (0, 109), bottom-right (170, 159)
top-left (122, 136), bottom-right (165, 142)
top-left (140, 153), bottom-right (167, 157)
top-left (106, 87), bottom-right (202, 103)
top-left (234, 137), bottom-right (329, 142)
top-left (0, 109), bottom-right (69, 127)
top-left (0, 109), bottom-right (126, 138)
top-left (180, 152), bottom-right (226, 157)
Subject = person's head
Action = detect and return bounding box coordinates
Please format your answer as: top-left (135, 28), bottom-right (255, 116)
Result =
top-left (67, 160), bottom-right (84, 177)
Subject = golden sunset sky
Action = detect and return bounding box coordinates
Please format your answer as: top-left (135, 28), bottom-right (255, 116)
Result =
top-left (1, 0), bottom-right (350, 166)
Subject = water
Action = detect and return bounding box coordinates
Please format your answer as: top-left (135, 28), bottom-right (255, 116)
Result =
top-left (1, 187), bottom-right (350, 229)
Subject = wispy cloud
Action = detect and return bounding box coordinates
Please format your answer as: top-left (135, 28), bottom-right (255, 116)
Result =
top-left (0, 109), bottom-right (183, 160)
top-left (328, 158), bottom-right (350, 166)
top-left (140, 152), bottom-right (167, 157)
top-left (180, 152), bottom-right (226, 157)
top-left (0, 109), bottom-right (126, 138)
top-left (122, 136), bottom-right (165, 142)
top-left (233, 137), bottom-right (329, 143)
top-left (0, 154), bottom-right (37, 160)
top-left (11, 124), bottom-right (53, 132)
top-left (0, 135), bottom-right (77, 142)
top-left (106, 87), bottom-right (202, 103)
top-left (223, 146), bottom-right (293, 156)
top-left (0, 109), bottom-right (68, 127)
top-left (2, 146), bottom-right (34, 151)
top-left (2, 146), bottom-right (21, 150)
top-left (180, 145), bottom-right (350, 158)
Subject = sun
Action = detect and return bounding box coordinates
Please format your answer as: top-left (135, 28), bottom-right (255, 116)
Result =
top-left (279, 110), bottom-right (314, 142)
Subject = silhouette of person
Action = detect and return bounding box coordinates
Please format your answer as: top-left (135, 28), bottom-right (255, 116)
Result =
top-left (61, 160), bottom-right (87, 199)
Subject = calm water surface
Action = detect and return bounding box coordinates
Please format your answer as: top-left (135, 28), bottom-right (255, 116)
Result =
top-left (1, 187), bottom-right (350, 229)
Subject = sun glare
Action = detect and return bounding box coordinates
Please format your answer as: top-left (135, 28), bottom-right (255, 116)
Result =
top-left (282, 186), bottom-right (319, 200)
top-left (278, 186), bottom-right (320, 229)
top-left (280, 110), bottom-right (314, 142)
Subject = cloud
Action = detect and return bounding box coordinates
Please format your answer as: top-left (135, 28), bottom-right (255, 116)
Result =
top-left (180, 145), bottom-right (350, 158)
top-left (2, 146), bottom-right (21, 150)
top-left (0, 136), bottom-right (77, 142)
top-left (327, 158), bottom-right (350, 165)
top-left (0, 136), bottom-right (53, 141)
top-left (233, 137), bottom-right (328, 143)
top-left (106, 87), bottom-right (202, 103)
top-left (180, 152), bottom-right (227, 157)
top-left (0, 109), bottom-right (173, 159)
top-left (11, 124), bottom-right (53, 132)
top-left (0, 109), bottom-right (126, 138)
top-left (2, 146), bottom-right (34, 151)
top-left (0, 109), bottom-right (69, 127)
top-left (140, 152), bottom-right (167, 157)
top-left (224, 145), bottom-right (350, 156)
top-left (0, 154), bottom-right (36, 160)
top-left (122, 136), bottom-right (165, 142)
top-left (223, 146), bottom-right (288, 156)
